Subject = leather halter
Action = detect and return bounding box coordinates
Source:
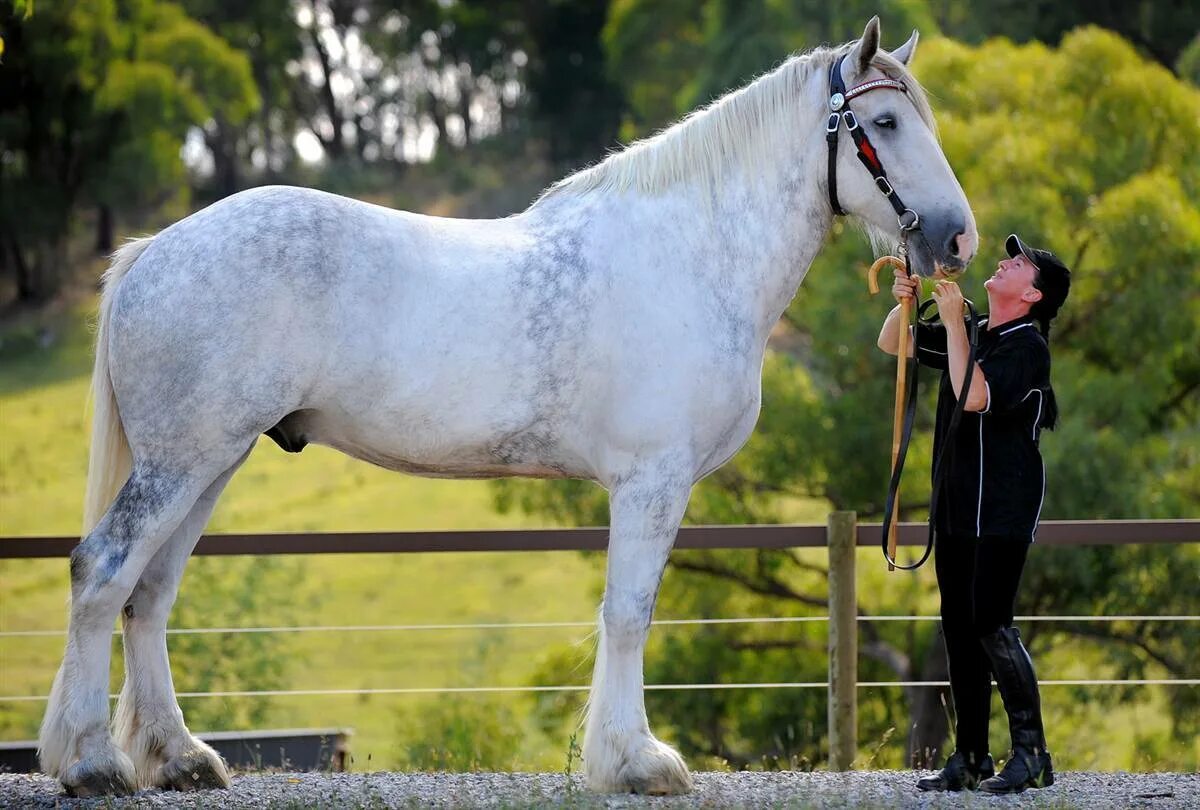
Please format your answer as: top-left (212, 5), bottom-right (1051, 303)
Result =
top-left (826, 54), bottom-right (920, 233)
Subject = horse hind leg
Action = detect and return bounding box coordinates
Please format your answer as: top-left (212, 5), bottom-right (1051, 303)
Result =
top-left (112, 452), bottom-right (249, 791)
top-left (583, 457), bottom-right (694, 795)
top-left (38, 458), bottom-right (238, 797)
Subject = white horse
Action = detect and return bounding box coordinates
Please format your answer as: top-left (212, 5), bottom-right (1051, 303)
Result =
top-left (41, 17), bottom-right (975, 796)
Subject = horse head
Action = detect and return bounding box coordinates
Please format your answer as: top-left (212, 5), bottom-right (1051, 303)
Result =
top-left (828, 17), bottom-right (978, 277)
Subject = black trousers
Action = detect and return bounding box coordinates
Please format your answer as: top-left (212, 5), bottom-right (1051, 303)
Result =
top-left (934, 532), bottom-right (1031, 760)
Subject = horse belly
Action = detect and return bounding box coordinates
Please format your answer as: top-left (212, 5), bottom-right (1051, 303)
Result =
top-left (296, 403), bottom-right (584, 481)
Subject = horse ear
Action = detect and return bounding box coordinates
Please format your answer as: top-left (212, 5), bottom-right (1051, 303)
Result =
top-left (851, 16), bottom-right (882, 74)
top-left (892, 30), bottom-right (919, 66)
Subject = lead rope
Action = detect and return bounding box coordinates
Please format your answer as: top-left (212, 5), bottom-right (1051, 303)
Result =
top-left (880, 246), bottom-right (979, 570)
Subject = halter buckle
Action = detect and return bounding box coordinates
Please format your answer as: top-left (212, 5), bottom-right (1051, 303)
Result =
top-left (825, 112), bottom-right (840, 134)
top-left (875, 176), bottom-right (894, 196)
top-left (842, 110), bottom-right (859, 131)
top-left (898, 208), bottom-right (920, 231)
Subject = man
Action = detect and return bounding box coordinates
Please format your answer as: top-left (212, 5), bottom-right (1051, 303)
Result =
top-left (877, 234), bottom-right (1071, 794)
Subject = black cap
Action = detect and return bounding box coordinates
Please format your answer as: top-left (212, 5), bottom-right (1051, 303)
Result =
top-left (1006, 233), bottom-right (1070, 318)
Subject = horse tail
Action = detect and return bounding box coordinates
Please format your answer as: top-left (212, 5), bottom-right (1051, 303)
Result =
top-left (82, 236), bottom-right (155, 536)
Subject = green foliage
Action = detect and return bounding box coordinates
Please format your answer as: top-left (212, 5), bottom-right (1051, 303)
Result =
top-left (0, 0), bottom-right (258, 299)
top-left (604, 0), bottom-right (936, 134)
top-left (931, 0), bottom-right (1199, 74)
top-left (1178, 34), bottom-right (1200, 85)
top-left (395, 695), bottom-right (525, 772)
top-left (155, 556), bottom-right (312, 730)
top-left (393, 640), bottom-right (525, 771)
top-left (916, 29), bottom-right (1200, 521)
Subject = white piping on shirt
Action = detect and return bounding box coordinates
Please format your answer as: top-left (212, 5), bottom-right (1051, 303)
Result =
top-left (1027, 388), bottom-right (1046, 441)
top-left (999, 322), bottom-right (1033, 336)
top-left (1032, 458), bottom-right (1046, 542)
top-left (1022, 388), bottom-right (1046, 541)
top-left (1023, 389), bottom-right (1044, 441)
top-left (976, 416), bottom-right (984, 537)
top-left (981, 381), bottom-right (992, 414)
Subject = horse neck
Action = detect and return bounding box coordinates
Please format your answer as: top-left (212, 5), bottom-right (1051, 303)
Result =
top-left (534, 56), bottom-right (836, 342)
top-left (659, 60), bottom-right (835, 336)
top-left (707, 160), bottom-right (833, 333)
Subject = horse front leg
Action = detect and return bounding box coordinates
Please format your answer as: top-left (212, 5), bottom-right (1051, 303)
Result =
top-left (583, 458), bottom-right (694, 795)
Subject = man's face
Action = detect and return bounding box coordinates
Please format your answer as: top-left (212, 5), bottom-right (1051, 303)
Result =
top-left (984, 252), bottom-right (1043, 305)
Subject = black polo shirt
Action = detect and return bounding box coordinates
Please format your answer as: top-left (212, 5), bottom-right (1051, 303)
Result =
top-left (914, 314), bottom-right (1052, 540)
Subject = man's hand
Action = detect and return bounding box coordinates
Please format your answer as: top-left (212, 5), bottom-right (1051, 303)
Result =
top-left (931, 279), bottom-right (965, 325)
top-left (892, 265), bottom-right (919, 304)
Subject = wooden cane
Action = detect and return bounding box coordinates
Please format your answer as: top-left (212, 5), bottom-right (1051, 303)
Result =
top-left (868, 255), bottom-right (911, 571)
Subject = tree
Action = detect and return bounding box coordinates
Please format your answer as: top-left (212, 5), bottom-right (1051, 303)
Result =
top-left (181, 0), bottom-right (305, 194)
top-left (523, 0), bottom-right (624, 166)
top-left (602, 0), bottom-right (935, 135)
top-left (498, 27), bottom-right (1200, 770)
top-left (0, 0), bottom-right (258, 301)
top-left (935, 0), bottom-right (1200, 75)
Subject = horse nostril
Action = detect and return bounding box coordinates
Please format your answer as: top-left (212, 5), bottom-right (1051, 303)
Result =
top-left (947, 231), bottom-right (964, 257)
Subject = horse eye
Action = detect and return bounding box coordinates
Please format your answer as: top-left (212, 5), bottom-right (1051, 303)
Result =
top-left (874, 115), bottom-right (897, 129)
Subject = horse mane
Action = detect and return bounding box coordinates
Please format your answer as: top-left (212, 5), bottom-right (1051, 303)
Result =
top-left (536, 45), bottom-right (937, 203)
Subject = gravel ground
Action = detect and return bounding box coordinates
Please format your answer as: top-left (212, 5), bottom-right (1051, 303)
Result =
top-left (1, 771), bottom-right (1195, 809)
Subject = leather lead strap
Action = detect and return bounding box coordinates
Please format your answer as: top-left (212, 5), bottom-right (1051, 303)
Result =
top-left (825, 51), bottom-right (963, 569)
top-left (881, 292), bottom-right (981, 570)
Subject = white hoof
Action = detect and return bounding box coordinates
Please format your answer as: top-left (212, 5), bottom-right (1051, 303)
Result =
top-left (585, 734), bottom-right (694, 795)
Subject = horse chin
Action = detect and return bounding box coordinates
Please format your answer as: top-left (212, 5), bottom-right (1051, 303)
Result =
top-left (907, 232), bottom-right (969, 281)
top-left (906, 234), bottom-right (940, 279)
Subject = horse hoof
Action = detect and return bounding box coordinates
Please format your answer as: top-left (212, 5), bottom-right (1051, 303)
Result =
top-left (62, 751), bottom-right (137, 797)
top-left (587, 736), bottom-right (694, 795)
top-left (157, 746), bottom-right (232, 791)
top-left (623, 740), bottom-right (693, 795)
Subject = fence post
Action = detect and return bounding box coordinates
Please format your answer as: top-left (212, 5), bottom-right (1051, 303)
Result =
top-left (827, 510), bottom-right (857, 771)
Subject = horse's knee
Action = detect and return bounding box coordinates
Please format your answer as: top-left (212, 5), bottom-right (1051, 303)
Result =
top-left (69, 533), bottom-right (133, 610)
top-left (602, 591), bottom-right (654, 649)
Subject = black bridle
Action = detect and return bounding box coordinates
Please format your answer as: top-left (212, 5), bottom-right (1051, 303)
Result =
top-left (824, 53), bottom-right (979, 570)
top-left (826, 54), bottom-right (921, 234)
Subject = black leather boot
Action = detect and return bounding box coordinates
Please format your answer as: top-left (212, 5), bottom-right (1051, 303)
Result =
top-left (978, 626), bottom-right (1055, 793)
top-left (916, 750), bottom-right (995, 791)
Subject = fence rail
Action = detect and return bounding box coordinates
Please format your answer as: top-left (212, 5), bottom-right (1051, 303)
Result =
top-left (2, 517), bottom-right (1196, 772)
top-left (3, 518), bottom-right (1197, 558)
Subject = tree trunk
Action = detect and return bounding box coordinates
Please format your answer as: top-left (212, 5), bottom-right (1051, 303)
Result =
top-left (457, 69), bottom-right (473, 146)
top-left (206, 123), bottom-right (241, 199)
top-left (428, 88), bottom-right (449, 154)
top-left (17, 239), bottom-right (67, 303)
top-left (907, 631), bottom-right (952, 768)
top-left (307, 1), bottom-right (345, 161)
top-left (253, 21), bottom-right (277, 180)
top-left (95, 204), bottom-right (114, 255)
